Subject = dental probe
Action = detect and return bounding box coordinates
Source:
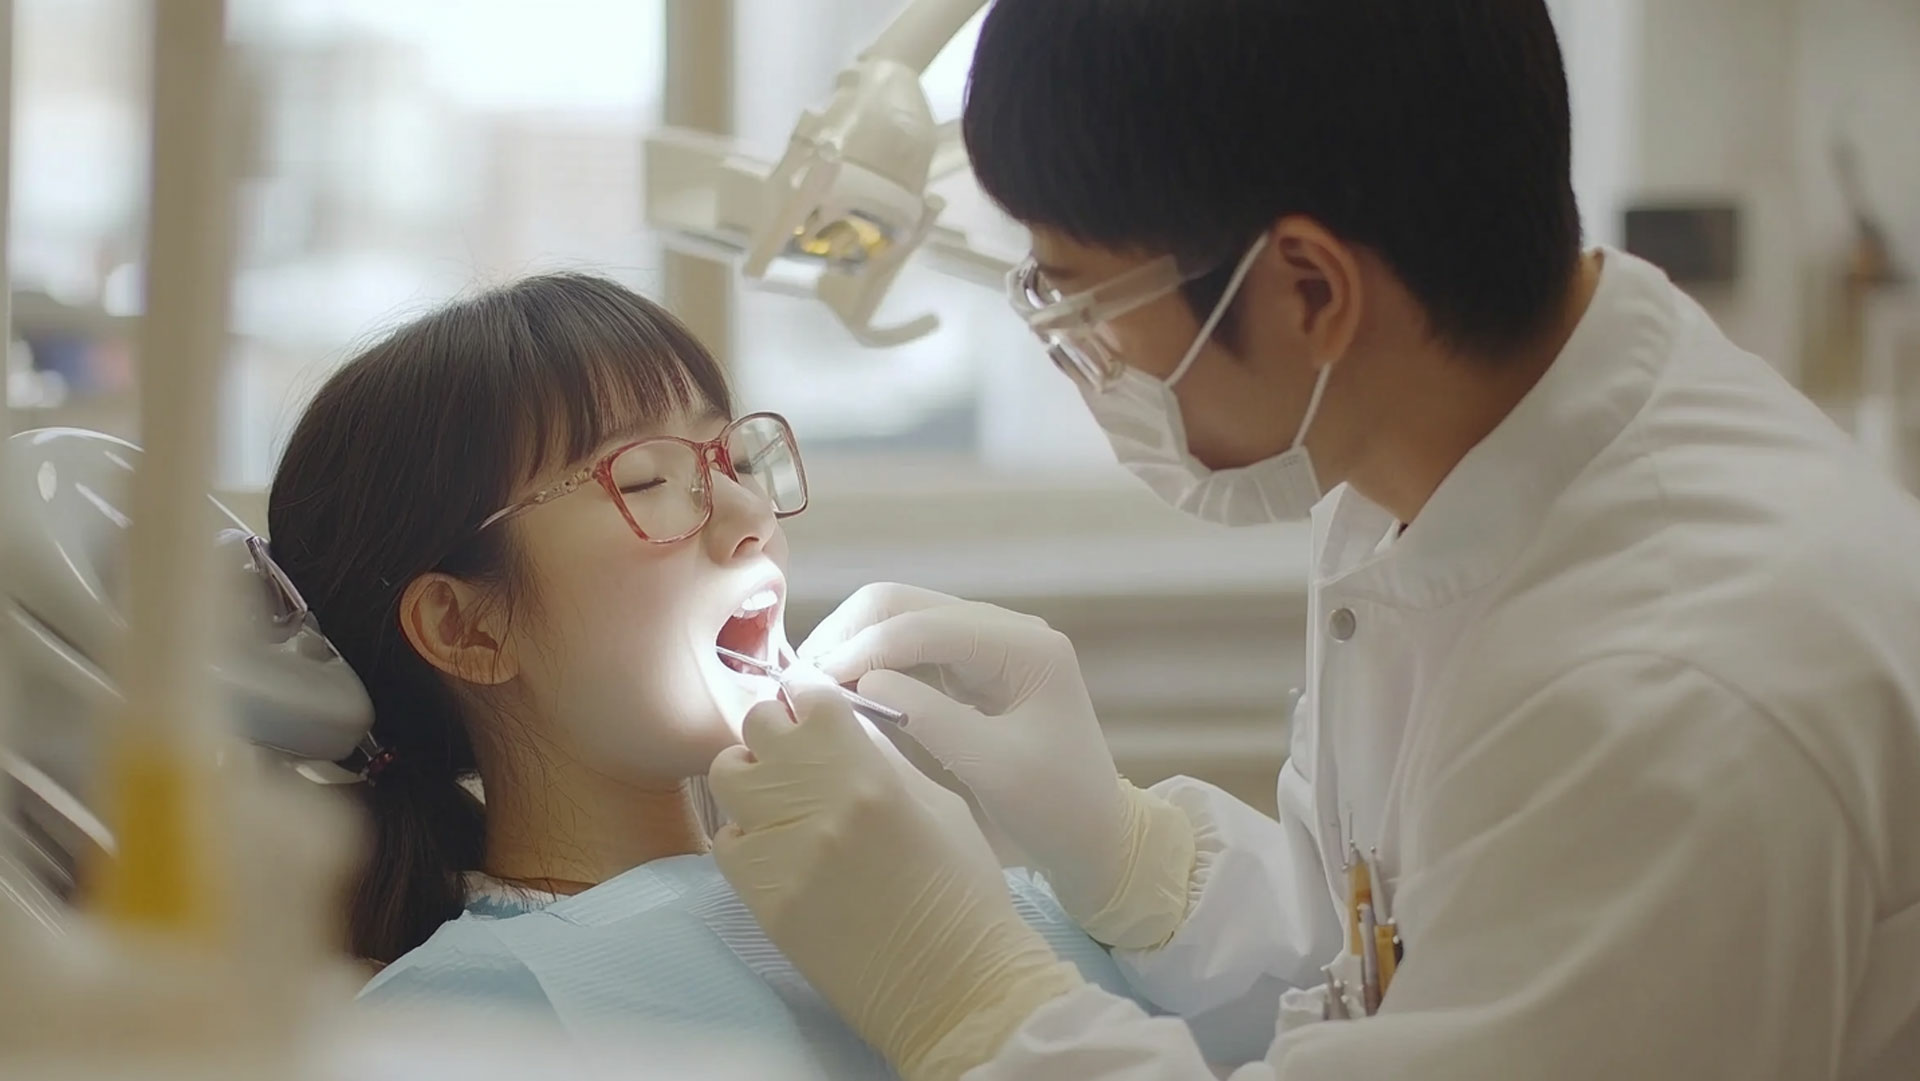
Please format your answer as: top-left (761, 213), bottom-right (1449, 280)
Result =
top-left (714, 646), bottom-right (908, 726)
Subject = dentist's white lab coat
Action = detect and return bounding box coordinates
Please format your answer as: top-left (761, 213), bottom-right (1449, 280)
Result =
top-left (970, 250), bottom-right (1920, 1081)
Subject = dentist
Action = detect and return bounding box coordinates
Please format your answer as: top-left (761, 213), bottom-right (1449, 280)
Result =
top-left (707, 2), bottom-right (1920, 1079)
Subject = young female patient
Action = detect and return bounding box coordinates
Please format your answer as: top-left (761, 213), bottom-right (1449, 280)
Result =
top-left (266, 274), bottom-right (1149, 1074)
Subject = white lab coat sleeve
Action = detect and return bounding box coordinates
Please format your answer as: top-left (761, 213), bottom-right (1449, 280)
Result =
top-left (967, 654), bottom-right (1873, 1081)
top-left (1109, 771), bottom-right (1342, 1020)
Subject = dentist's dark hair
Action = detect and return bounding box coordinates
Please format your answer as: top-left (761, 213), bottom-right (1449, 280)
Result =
top-left (962, 0), bottom-right (1581, 358)
top-left (267, 273), bottom-right (731, 964)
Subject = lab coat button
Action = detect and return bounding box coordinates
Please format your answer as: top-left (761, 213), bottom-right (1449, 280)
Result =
top-left (1329, 607), bottom-right (1357, 641)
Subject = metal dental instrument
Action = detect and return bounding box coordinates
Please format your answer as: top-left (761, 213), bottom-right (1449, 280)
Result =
top-left (1359, 901), bottom-right (1383, 1016)
top-left (714, 646), bottom-right (908, 726)
top-left (1324, 969), bottom-right (1351, 1021)
top-left (1367, 845), bottom-right (1399, 999)
top-left (1377, 919), bottom-right (1400, 998)
top-left (1345, 836), bottom-right (1372, 957)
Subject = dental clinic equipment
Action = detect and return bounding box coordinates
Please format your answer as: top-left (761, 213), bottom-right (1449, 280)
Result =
top-left (714, 645), bottom-right (908, 727)
top-left (81, 0), bottom-right (250, 941)
top-left (644, 0), bottom-right (1009, 347)
top-left (2, 0), bottom-right (355, 1071)
top-left (1, 429), bottom-right (375, 798)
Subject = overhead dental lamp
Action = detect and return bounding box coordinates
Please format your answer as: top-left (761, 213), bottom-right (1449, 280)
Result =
top-left (643, 0), bottom-right (1012, 348)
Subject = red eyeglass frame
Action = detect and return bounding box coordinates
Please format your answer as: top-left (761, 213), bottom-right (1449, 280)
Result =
top-left (474, 411), bottom-right (809, 544)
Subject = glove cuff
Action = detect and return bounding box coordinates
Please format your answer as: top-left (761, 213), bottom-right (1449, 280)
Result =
top-left (898, 958), bottom-right (1083, 1081)
top-left (1058, 779), bottom-right (1197, 950)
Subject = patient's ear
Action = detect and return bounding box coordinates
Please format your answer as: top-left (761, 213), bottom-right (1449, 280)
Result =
top-left (399, 573), bottom-right (519, 686)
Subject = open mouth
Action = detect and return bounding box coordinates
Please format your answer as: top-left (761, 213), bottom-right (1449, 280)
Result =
top-left (716, 586), bottom-right (782, 675)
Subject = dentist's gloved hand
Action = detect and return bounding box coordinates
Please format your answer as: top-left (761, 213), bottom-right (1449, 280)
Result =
top-left (798, 583), bottom-right (1196, 949)
top-left (708, 681), bottom-right (1083, 1081)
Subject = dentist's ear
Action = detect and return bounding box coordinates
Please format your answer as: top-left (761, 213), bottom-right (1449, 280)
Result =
top-left (1266, 216), bottom-right (1363, 368)
top-left (399, 572), bottom-right (520, 686)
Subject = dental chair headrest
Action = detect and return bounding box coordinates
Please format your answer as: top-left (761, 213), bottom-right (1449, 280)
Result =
top-left (1, 427), bottom-right (373, 763)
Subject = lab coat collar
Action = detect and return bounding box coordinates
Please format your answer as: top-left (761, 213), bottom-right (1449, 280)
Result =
top-left (1318, 248), bottom-right (1679, 607)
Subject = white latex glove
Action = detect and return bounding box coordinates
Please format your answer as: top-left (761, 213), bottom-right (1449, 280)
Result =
top-left (708, 680), bottom-right (1083, 1081)
top-left (798, 583), bottom-right (1196, 949)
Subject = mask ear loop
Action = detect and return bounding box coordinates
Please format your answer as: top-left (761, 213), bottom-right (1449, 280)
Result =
top-left (1292, 363), bottom-right (1333, 450)
top-left (1164, 235), bottom-right (1272, 389)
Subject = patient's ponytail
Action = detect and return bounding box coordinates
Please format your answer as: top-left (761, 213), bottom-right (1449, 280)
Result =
top-left (348, 675), bottom-right (487, 962)
top-left (266, 274), bottom-right (731, 963)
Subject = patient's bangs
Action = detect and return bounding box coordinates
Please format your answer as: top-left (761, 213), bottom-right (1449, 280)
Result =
top-left (492, 275), bottom-right (733, 482)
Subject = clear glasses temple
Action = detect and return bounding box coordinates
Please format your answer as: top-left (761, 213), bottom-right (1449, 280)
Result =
top-left (1008, 254), bottom-right (1195, 330)
top-left (476, 464), bottom-right (595, 532)
top-left (243, 532), bottom-right (315, 636)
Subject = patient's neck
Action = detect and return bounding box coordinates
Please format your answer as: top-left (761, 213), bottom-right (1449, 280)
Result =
top-left (476, 748), bottom-right (709, 894)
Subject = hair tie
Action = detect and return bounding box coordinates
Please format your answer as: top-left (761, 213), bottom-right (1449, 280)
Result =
top-left (343, 733), bottom-right (397, 785)
top-left (363, 749), bottom-right (399, 783)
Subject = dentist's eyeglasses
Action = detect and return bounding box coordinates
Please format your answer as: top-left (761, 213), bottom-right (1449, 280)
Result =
top-left (477, 412), bottom-right (809, 544)
top-left (1006, 255), bottom-right (1211, 393)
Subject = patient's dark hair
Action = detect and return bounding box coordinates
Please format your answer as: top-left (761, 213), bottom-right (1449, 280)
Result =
top-left (268, 273), bottom-right (731, 963)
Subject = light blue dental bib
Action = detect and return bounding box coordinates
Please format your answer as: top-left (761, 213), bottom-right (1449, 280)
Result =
top-left (360, 855), bottom-right (1151, 1078)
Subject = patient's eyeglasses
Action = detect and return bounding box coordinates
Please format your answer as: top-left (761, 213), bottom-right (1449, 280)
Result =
top-left (477, 412), bottom-right (809, 544)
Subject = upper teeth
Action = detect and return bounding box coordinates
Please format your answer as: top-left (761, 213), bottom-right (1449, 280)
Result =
top-left (735, 589), bottom-right (779, 617)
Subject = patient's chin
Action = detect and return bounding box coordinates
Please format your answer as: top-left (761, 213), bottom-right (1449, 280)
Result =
top-left (710, 680), bottom-right (781, 740)
top-left (696, 711), bottom-right (746, 753)
top-left (716, 702), bottom-right (758, 744)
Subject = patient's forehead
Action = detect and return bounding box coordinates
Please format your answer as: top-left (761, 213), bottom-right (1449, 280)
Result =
top-left (586, 406), bottom-right (730, 455)
top-left (523, 403), bottom-right (730, 485)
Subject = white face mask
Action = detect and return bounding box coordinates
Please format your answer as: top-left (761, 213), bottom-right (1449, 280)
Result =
top-left (1079, 236), bottom-right (1333, 526)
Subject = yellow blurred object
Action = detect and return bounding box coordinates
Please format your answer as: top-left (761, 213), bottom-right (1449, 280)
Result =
top-left (1345, 843), bottom-right (1372, 956)
top-left (791, 211), bottom-right (894, 268)
top-left (75, 0), bottom-right (234, 949)
top-left (86, 729), bottom-right (224, 942)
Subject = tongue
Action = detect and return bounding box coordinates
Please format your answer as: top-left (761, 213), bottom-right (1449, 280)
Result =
top-left (716, 612), bottom-right (762, 669)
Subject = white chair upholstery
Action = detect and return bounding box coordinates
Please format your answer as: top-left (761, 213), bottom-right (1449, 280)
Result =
top-left (1, 427), bottom-right (374, 917)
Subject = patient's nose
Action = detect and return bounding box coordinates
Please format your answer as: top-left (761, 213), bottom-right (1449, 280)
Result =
top-left (705, 470), bottom-right (775, 563)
